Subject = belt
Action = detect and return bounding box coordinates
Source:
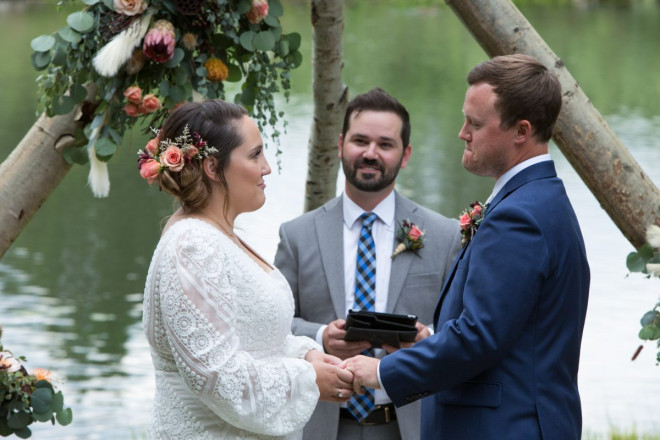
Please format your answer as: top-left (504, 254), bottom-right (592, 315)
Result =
top-left (339, 403), bottom-right (397, 425)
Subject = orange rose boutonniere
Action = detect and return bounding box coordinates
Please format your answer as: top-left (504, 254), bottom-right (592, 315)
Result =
top-left (459, 201), bottom-right (487, 247)
top-left (392, 220), bottom-right (425, 259)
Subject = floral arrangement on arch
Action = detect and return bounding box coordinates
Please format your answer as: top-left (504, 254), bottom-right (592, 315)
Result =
top-left (30, 0), bottom-right (302, 197)
top-left (0, 327), bottom-right (73, 438)
top-left (626, 224), bottom-right (660, 364)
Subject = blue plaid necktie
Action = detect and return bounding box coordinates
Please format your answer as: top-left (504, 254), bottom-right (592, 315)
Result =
top-left (347, 212), bottom-right (378, 422)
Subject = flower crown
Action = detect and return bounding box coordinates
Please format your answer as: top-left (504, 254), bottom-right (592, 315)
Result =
top-left (137, 125), bottom-right (218, 183)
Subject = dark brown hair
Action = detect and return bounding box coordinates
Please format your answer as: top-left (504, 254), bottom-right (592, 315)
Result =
top-left (156, 100), bottom-right (248, 212)
top-left (341, 87), bottom-right (411, 147)
top-left (467, 54), bottom-right (561, 143)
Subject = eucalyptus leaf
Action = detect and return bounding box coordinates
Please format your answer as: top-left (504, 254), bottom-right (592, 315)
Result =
top-left (30, 388), bottom-right (54, 414)
top-left (52, 391), bottom-right (65, 412)
top-left (159, 80), bottom-right (170, 97)
top-left (237, 0), bottom-right (252, 14)
top-left (195, 66), bottom-right (207, 77)
top-left (31, 35), bottom-right (56, 52)
top-left (277, 39), bottom-right (289, 57)
top-left (94, 137), bottom-right (117, 161)
top-left (52, 96), bottom-right (75, 115)
top-left (14, 426), bottom-right (31, 439)
top-left (174, 67), bottom-right (188, 85)
top-left (82, 0), bottom-right (100, 4)
top-left (31, 51), bottom-right (52, 71)
top-left (639, 325), bottom-right (660, 340)
top-left (56, 407), bottom-right (73, 426)
top-left (253, 31), bottom-right (275, 51)
top-left (164, 48), bottom-right (185, 68)
top-left (226, 64), bottom-right (242, 82)
top-left (286, 33), bottom-right (301, 52)
top-left (239, 31), bottom-right (256, 52)
top-left (70, 83), bottom-right (88, 104)
top-left (58, 26), bottom-right (82, 44)
top-left (641, 310), bottom-right (659, 326)
top-left (287, 50), bottom-right (303, 69)
top-left (264, 15), bottom-right (279, 28)
top-left (32, 411), bottom-right (54, 423)
top-left (67, 11), bottom-right (95, 33)
top-left (269, 0), bottom-right (284, 17)
top-left (626, 251), bottom-right (647, 273)
top-left (7, 411), bottom-right (31, 429)
top-left (639, 242), bottom-right (655, 260)
top-left (105, 127), bottom-right (123, 145)
top-left (63, 146), bottom-right (90, 165)
top-left (51, 43), bottom-right (68, 66)
top-left (102, 0), bottom-right (114, 9)
top-left (168, 84), bottom-right (187, 103)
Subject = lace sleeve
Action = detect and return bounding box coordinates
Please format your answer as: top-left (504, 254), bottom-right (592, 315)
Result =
top-left (160, 229), bottom-right (319, 436)
top-left (283, 334), bottom-right (322, 359)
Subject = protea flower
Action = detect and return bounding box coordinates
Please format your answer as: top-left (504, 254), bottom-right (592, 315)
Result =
top-left (143, 20), bottom-right (176, 63)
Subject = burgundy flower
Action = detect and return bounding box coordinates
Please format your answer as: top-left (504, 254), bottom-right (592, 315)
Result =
top-left (143, 20), bottom-right (176, 63)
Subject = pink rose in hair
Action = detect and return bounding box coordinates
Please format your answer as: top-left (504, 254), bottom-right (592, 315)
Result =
top-left (139, 159), bottom-right (161, 183)
top-left (124, 102), bottom-right (140, 117)
top-left (185, 145), bottom-right (199, 158)
top-left (160, 145), bottom-right (185, 171)
top-left (246, 0), bottom-right (269, 24)
top-left (141, 94), bottom-right (162, 114)
top-left (123, 86), bottom-right (142, 104)
top-left (145, 138), bottom-right (159, 156)
top-left (459, 213), bottom-right (471, 231)
top-left (408, 225), bottom-right (423, 241)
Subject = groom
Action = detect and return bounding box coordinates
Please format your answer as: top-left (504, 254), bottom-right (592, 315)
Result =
top-left (346, 54), bottom-right (591, 439)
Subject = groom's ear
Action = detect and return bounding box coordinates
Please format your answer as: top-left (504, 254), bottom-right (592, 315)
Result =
top-left (514, 120), bottom-right (533, 144)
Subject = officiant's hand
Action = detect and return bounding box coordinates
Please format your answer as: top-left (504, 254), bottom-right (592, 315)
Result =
top-left (382, 321), bottom-right (431, 353)
top-left (342, 355), bottom-right (381, 392)
top-left (322, 319), bottom-right (371, 360)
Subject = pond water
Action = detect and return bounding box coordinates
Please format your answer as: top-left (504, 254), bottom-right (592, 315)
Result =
top-left (0, 1), bottom-right (659, 438)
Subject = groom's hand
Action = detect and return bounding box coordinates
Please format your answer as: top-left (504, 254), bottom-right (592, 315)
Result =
top-left (323, 319), bottom-right (372, 360)
top-left (342, 355), bottom-right (381, 392)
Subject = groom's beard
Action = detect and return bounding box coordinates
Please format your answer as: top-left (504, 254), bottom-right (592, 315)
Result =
top-left (343, 157), bottom-right (402, 192)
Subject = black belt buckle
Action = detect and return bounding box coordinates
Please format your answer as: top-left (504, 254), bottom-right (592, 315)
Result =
top-left (341, 404), bottom-right (397, 426)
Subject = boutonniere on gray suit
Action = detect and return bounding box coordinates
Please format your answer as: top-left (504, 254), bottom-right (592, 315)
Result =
top-left (391, 219), bottom-right (426, 259)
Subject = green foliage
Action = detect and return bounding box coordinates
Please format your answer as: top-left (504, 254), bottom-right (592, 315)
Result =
top-left (626, 232), bottom-right (660, 364)
top-left (31, 0), bottom-right (302, 165)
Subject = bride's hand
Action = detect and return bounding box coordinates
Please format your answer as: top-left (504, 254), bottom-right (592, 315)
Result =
top-left (311, 361), bottom-right (354, 402)
top-left (305, 349), bottom-right (342, 365)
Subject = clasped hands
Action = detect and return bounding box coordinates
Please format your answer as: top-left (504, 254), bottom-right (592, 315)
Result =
top-left (307, 318), bottom-right (430, 402)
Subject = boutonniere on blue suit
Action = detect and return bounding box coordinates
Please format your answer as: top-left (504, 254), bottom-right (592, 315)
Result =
top-left (391, 219), bottom-right (425, 259)
top-left (459, 201), bottom-right (487, 247)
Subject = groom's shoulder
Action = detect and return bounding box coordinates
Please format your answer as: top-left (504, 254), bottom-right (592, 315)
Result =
top-left (399, 194), bottom-right (458, 231)
top-left (280, 196), bottom-right (341, 231)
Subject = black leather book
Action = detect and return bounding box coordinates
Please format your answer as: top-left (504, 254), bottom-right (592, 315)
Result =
top-left (344, 310), bottom-right (418, 348)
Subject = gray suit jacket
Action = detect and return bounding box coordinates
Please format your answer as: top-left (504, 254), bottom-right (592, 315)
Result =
top-left (274, 192), bottom-right (462, 440)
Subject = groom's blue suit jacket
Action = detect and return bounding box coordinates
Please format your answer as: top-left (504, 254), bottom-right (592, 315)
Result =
top-left (380, 161), bottom-right (590, 439)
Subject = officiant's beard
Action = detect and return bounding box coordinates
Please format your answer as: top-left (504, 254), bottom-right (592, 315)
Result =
top-left (343, 157), bottom-right (402, 192)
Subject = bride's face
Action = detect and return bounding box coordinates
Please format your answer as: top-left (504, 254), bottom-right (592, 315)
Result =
top-left (223, 116), bottom-right (271, 215)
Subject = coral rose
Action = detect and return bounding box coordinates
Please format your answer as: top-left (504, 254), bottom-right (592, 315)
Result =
top-left (459, 213), bottom-right (471, 230)
top-left (123, 86), bottom-right (142, 104)
top-left (124, 102), bottom-right (140, 117)
top-left (145, 137), bottom-right (160, 155)
top-left (408, 225), bottom-right (424, 241)
top-left (139, 159), bottom-right (161, 183)
top-left (185, 145), bottom-right (199, 158)
top-left (471, 204), bottom-right (483, 217)
top-left (114, 0), bottom-right (147, 16)
top-left (141, 94), bottom-right (162, 114)
top-left (160, 145), bottom-right (185, 172)
top-left (143, 20), bottom-right (176, 63)
top-left (246, 0), bottom-right (269, 24)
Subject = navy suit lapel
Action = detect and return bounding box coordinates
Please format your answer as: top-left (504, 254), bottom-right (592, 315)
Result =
top-left (315, 197), bottom-right (346, 319)
top-left (432, 161), bottom-right (558, 326)
top-left (387, 193), bottom-right (420, 313)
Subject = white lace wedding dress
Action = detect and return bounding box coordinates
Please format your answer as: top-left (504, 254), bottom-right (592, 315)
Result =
top-left (143, 219), bottom-right (321, 439)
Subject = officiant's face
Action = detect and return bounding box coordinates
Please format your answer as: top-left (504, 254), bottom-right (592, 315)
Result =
top-left (223, 115), bottom-right (271, 214)
top-left (339, 110), bottom-right (411, 194)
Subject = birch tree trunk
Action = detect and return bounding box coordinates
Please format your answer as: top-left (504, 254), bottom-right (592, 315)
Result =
top-left (446, 0), bottom-right (660, 249)
top-left (304, 0), bottom-right (348, 212)
top-left (0, 110), bottom-right (81, 259)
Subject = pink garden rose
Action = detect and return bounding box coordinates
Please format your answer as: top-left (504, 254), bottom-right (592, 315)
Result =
top-left (114, 0), bottom-right (147, 16)
top-left (459, 212), bottom-right (471, 231)
top-left (123, 86), bottom-right (142, 104)
top-left (160, 145), bottom-right (185, 172)
top-left (246, 0), bottom-right (269, 24)
top-left (145, 137), bottom-right (160, 155)
top-left (408, 225), bottom-right (424, 241)
top-left (139, 159), bottom-right (161, 183)
top-left (143, 20), bottom-right (176, 63)
top-left (0, 352), bottom-right (21, 373)
top-left (123, 102), bottom-right (140, 117)
top-left (471, 204), bottom-right (483, 217)
top-left (141, 94), bottom-right (162, 114)
top-left (184, 145), bottom-right (199, 158)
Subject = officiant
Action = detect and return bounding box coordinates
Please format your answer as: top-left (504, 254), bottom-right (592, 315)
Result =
top-left (274, 88), bottom-right (462, 440)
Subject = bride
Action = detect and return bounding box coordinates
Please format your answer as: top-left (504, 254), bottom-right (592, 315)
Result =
top-left (140, 100), bottom-right (354, 439)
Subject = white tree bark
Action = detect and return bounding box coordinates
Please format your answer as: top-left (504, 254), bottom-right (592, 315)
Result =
top-left (304, 0), bottom-right (347, 212)
top-left (446, 0), bottom-right (660, 249)
top-left (0, 110), bottom-right (80, 259)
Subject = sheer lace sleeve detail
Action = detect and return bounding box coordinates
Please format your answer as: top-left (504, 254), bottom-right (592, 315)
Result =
top-left (283, 334), bottom-right (322, 359)
top-left (157, 224), bottom-right (319, 436)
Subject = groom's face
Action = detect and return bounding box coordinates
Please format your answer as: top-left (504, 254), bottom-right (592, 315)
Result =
top-left (339, 110), bottom-right (411, 193)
